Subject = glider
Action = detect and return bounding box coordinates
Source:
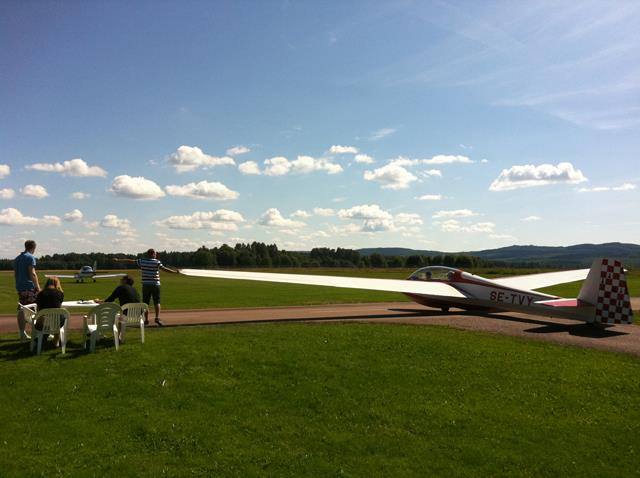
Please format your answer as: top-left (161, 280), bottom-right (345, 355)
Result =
top-left (46, 261), bottom-right (126, 283)
top-left (181, 258), bottom-right (634, 325)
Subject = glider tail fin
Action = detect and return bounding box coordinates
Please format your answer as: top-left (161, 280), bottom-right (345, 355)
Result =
top-left (93, 260), bottom-right (98, 273)
top-left (578, 259), bottom-right (634, 325)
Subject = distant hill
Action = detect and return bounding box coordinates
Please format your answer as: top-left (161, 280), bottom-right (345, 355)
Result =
top-left (358, 242), bottom-right (640, 267)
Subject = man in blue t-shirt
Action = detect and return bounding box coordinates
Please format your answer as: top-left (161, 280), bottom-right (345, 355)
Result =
top-left (114, 248), bottom-right (179, 326)
top-left (15, 240), bottom-right (41, 340)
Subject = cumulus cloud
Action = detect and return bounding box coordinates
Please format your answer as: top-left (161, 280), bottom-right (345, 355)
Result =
top-left (338, 204), bottom-right (392, 221)
top-left (329, 145), bottom-right (358, 154)
top-left (424, 169), bottom-right (442, 177)
top-left (432, 209), bottom-right (478, 219)
top-left (0, 164), bottom-right (10, 178)
top-left (361, 218), bottom-right (395, 232)
top-left (63, 209), bottom-right (83, 222)
top-left (238, 161), bottom-right (261, 175)
top-left (101, 214), bottom-right (132, 229)
top-left (395, 213), bottom-right (423, 226)
top-left (226, 145), bottom-right (250, 156)
top-left (25, 158), bottom-right (107, 177)
top-left (354, 154), bottom-right (374, 164)
top-left (154, 210), bottom-right (245, 230)
top-left (364, 164), bottom-right (418, 189)
top-left (168, 145), bottom-right (235, 173)
top-left (291, 210), bottom-right (311, 218)
top-left (110, 175), bottom-right (166, 200)
top-left (263, 156), bottom-right (342, 176)
top-left (0, 188), bottom-right (15, 199)
top-left (71, 192), bottom-right (90, 199)
top-left (0, 208), bottom-right (60, 226)
top-left (390, 155), bottom-right (473, 166)
top-left (165, 180), bottom-right (239, 201)
top-left (313, 207), bottom-right (335, 217)
top-left (368, 128), bottom-right (396, 141)
top-left (416, 194), bottom-right (442, 201)
top-left (577, 182), bottom-right (636, 192)
top-left (258, 208), bottom-right (305, 228)
top-left (489, 162), bottom-right (587, 191)
top-left (522, 215), bottom-right (541, 222)
top-left (21, 184), bottom-right (49, 199)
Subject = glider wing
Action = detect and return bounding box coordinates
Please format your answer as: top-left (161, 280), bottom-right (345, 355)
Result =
top-left (180, 269), bottom-right (467, 298)
top-left (492, 268), bottom-right (590, 291)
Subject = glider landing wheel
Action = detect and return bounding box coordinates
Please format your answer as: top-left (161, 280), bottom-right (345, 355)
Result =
top-left (76, 279), bottom-right (79, 283)
top-left (93, 279), bottom-right (96, 283)
top-left (441, 307), bottom-right (450, 313)
top-left (586, 322), bottom-right (595, 328)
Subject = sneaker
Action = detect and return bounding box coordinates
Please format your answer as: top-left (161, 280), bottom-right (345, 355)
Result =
top-left (155, 318), bottom-right (165, 327)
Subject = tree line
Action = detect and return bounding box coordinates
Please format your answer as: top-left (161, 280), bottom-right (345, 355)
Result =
top-left (0, 242), bottom-right (495, 270)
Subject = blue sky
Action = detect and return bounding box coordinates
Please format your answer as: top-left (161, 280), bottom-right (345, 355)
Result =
top-left (1, 0), bottom-right (639, 258)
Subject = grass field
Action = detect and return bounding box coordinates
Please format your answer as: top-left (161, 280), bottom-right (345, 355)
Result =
top-left (1, 322), bottom-right (639, 476)
top-left (1, 267), bottom-right (638, 316)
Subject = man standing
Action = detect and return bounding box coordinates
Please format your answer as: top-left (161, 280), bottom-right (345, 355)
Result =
top-left (15, 240), bottom-right (41, 340)
top-left (114, 249), bottom-right (179, 326)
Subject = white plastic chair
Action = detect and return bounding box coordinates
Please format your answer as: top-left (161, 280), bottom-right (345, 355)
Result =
top-left (30, 308), bottom-right (69, 355)
top-left (17, 303), bottom-right (37, 342)
top-left (119, 303), bottom-right (149, 344)
top-left (83, 303), bottom-right (121, 353)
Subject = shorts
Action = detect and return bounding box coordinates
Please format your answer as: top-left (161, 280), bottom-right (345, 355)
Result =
top-left (17, 290), bottom-right (37, 307)
top-left (142, 283), bottom-right (161, 305)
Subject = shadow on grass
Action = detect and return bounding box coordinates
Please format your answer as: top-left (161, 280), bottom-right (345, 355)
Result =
top-left (0, 336), bottom-right (121, 362)
top-left (385, 308), bottom-right (629, 338)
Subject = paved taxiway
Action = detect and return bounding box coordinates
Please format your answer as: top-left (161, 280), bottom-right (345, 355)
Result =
top-left (1, 299), bottom-right (638, 356)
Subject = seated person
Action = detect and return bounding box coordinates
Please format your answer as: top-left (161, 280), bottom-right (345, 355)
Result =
top-left (35, 277), bottom-right (65, 329)
top-left (97, 275), bottom-right (140, 311)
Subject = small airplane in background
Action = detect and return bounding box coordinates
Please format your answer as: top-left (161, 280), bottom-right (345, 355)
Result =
top-left (181, 258), bottom-right (634, 326)
top-left (46, 261), bottom-right (126, 283)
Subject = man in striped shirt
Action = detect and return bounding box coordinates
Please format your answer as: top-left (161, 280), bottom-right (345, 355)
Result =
top-left (114, 249), bottom-right (179, 326)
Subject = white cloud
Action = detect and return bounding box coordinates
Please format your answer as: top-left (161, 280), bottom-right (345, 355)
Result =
top-left (416, 194), bottom-right (442, 201)
top-left (489, 233), bottom-right (516, 240)
top-left (154, 210), bottom-right (245, 230)
top-left (0, 164), bottom-right (10, 178)
top-left (338, 204), bottom-right (392, 221)
top-left (101, 214), bottom-right (131, 229)
top-left (354, 154), bottom-right (375, 164)
top-left (329, 145), bottom-right (358, 154)
top-left (395, 213), bottom-right (423, 226)
top-left (25, 158), bottom-right (107, 177)
top-left (165, 180), bottom-right (239, 201)
top-left (432, 209), bottom-right (478, 219)
top-left (361, 218), bottom-right (396, 232)
top-left (63, 209), bottom-right (83, 222)
top-left (0, 188), bottom-right (15, 199)
top-left (424, 169), bottom-right (443, 177)
top-left (390, 155), bottom-right (473, 166)
top-left (21, 184), bottom-right (49, 199)
top-left (263, 157), bottom-right (291, 176)
top-left (226, 145), bottom-right (251, 156)
top-left (168, 145), bottom-right (235, 173)
top-left (480, 159), bottom-right (489, 164)
top-left (0, 208), bottom-right (61, 226)
top-left (313, 207), bottom-right (335, 217)
top-left (577, 182), bottom-right (636, 192)
top-left (439, 219), bottom-right (495, 233)
top-left (364, 164), bottom-right (418, 189)
top-left (263, 156), bottom-right (342, 176)
top-left (489, 162), bottom-right (587, 191)
top-left (258, 208), bottom-right (305, 228)
top-left (291, 210), bottom-right (311, 218)
top-left (238, 161), bottom-right (261, 175)
top-left (368, 128), bottom-right (397, 141)
top-left (71, 191), bottom-right (90, 199)
top-left (522, 215), bottom-right (542, 222)
top-left (110, 175), bottom-right (165, 200)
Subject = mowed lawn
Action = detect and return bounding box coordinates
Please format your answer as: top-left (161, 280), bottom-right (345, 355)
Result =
top-left (0, 323), bottom-right (639, 477)
top-left (1, 268), bottom-right (639, 315)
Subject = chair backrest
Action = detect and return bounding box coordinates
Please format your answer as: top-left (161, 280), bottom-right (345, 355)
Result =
top-left (120, 303), bottom-right (148, 323)
top-left (35, 308), bottom-right (70, 333)
top-left (18, 303), bottom-right (37, 324)
top-left (88, 303), bottom-right (121, 330)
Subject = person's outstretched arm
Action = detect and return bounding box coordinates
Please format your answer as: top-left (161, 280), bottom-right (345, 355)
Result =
top-left (114, 258), bottom-right (137, 264)
top-left (160, 265), bottom-right (180, 274)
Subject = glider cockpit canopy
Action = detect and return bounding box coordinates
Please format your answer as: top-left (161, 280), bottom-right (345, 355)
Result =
top-left (408, 266), bottom-right (461, 282)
